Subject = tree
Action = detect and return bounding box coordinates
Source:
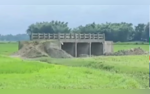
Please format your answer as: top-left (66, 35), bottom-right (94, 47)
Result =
top-left (26, 21), bottom-right (71, 35)
top-left (73, 22), bottom-right (134, 42)
top-left (133, 23), bottom-right (146, 41)
top-left (0, 34), bottom-right (29, 41)
top-left (25, 21), bottom-right (148, 42)
top-left (143, 22), bottom-right (149, 42)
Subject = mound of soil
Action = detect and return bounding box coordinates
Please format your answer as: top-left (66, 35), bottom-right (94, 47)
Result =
top-left (12, 40), bottom-right (73, 58)
top-left (105, 47), bottom-right (148, 56)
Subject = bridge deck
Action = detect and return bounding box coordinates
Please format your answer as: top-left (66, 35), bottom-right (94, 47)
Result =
top-left (30, 33), bottom-right (105, 43)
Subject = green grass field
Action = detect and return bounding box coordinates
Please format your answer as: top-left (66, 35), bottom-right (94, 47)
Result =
top-left (0, 42), bottom-right (149, 89)
top-left (0, 42), bottom-right (18, 55)
top-left (114, 45), bottom-right (148, 52)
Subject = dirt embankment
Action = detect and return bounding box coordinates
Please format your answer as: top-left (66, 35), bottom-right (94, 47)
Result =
top-left (12, 40), bottom-right (72, 58)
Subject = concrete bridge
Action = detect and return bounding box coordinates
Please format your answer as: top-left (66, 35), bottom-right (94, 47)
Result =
top-left (30, 33), bottom-right (113, 57)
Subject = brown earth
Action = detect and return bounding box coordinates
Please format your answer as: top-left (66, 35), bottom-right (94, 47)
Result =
top-left (12, 40), bottom-right (73, 58)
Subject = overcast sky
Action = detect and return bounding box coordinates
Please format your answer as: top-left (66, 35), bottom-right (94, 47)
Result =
top-left (0, 5), bottom-right (149, 35)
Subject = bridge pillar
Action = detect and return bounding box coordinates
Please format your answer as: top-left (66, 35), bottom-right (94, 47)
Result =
top-left (89, 42), bottom-right (91, 57)
top-left (75, 42), bottom-right (77, 57)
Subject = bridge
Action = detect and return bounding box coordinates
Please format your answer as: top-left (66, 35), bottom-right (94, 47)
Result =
top-left (30, 33), bottom-right (113, 57)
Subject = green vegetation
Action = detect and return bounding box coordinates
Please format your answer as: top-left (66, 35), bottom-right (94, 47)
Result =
top-left (114, 45), bottom-right (148, 52)
top-left (0, 22), bottom-right (149, 42)
top-left (115, 41), bottom-right (149, 45)
top-left (0, 34), bottom-right (29, 41)
top-left (0, 42), bottom-right (18, 55)
top-left (0, 42), bottom-right (149, 89)
top-left (0, 55), bottom-right (148, 89)
top-left (26, 21), bottom-right (149, 42)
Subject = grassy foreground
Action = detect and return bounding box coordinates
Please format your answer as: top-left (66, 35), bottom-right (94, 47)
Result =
top-left (0, 42), bottom-right (149, 89)
top-left (0, 55), bottom-right (149, 89)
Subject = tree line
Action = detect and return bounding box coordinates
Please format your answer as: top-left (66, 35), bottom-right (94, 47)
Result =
top-left (0, 34), bottom-right (29, 41)
top-left (27, 21), bottom-right (149, 42)
top-left (0, 21), bottom-right (149, 42)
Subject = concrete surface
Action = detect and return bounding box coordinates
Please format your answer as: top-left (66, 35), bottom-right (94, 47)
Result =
top-left (104, 41), bottom-right (114, 54)
top-left (61, 42), bottom-right (106, 57)
top-left (91, 42), bottom-right (103, 56)
top-left (61, 43), bottom-right (75, 57)
top-left (77, 43), bottom-right (90, 57)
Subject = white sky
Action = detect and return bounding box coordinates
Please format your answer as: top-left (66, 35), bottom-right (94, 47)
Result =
top-left (0, 5), bottom-right (149, 35)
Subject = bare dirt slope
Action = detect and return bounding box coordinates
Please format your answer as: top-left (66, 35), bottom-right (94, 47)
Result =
top-left (12, 40), bottom-right (72, 58)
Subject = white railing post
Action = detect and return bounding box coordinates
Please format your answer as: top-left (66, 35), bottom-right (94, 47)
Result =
top-left (31, 33), bottom-right (105, 41)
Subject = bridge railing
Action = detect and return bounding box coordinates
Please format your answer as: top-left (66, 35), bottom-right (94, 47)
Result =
top-left (30, 33), bottom-right (105, 40)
